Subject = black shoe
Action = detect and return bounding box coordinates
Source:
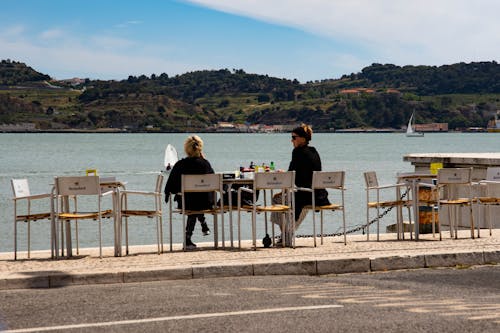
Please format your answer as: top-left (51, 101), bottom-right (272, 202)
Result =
top-left (262, 234), bottom-right (272, 248)
top-left (201, 223), bottom-right (211, 236)
top-left (185, 238), bottom-right (197, 249)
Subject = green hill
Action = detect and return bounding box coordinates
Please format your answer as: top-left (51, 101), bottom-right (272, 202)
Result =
top-left (0, 59), bottom-right (51, 85)
top-left (1, 60), bottom-right (499, 132)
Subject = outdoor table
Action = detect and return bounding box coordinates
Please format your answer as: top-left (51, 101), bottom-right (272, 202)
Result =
top-left (222, 173), bottom-right (254, 247)
top-left (100, 180), bottom-right (127, 256)
top-left (397, 172), bottom-right (436, 240)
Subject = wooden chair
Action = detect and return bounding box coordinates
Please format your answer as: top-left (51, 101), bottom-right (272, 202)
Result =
top-left (364, 172), bottom-right (413, 241)
top-left (169, 173), bottom-right (225, 251)
top-left (53, 176), bottom-right (114, 258)
top-left (120, 174), bottom-right (164, 255)
top-left (475, 167), bottom-right (500, 237)
top-left (436, 168), bottom-right (475, 239)
top-left (11, 179), bottom-right (53, 260)
top-left (237, 171), bottom-right (295, 249)
top-left (298, 171), bottom-right (347, 246)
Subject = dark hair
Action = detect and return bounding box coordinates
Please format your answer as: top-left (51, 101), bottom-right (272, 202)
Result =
top-left (292, 124), bottom-right (312, 142)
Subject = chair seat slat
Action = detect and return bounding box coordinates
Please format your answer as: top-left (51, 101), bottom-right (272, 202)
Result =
top-left (58, 209), bottom-right (113, 219)
top-left (121, 210), bottom-right (162, 216)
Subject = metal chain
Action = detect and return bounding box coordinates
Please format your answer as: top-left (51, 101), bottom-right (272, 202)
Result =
top-left (293, 188), bottom-right (409, 238)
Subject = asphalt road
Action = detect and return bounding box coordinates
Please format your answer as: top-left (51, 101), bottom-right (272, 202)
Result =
top-left (0, 265), bottom-right (499, 332)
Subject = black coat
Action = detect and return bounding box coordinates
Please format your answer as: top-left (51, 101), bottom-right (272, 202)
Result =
top-left (164, 157), bottom-right (215, 210)
top-left (288, 145), bottom-right (330, 218)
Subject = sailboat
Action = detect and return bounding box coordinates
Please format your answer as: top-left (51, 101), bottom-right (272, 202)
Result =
top-left (406, 111), bottom-right (424, 137)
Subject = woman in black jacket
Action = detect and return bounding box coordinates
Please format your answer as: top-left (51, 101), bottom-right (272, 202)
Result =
top-left (273, 124), bottom-right (330, 246)
top-left (289, 124), bottom-right (330, 220)
top-left (164, 135), bottom-right (214, 249)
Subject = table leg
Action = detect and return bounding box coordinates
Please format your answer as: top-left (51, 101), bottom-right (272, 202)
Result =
top-left (62, 196), bottom-right (73, 257)
top-left (227, 182), bottom-right (234, 248)
top-left (114, 189), bottom-right (122, 257)
top-left (64, 221), bottom-right (72, 256)
top-left (413, 180), bottom-right (420, 241)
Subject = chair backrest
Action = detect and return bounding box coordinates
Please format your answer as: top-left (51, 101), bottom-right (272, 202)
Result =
top-left (55, 176), bottom-right (101, 196)
top-left (437, 168), bottom-right (472, 185)
top-left (154, 174), bottom-right (164, 193)
top-left (11, 179), bottom-right (30, 198)
top-left (312, 171), bottom-right (345, 189)
top-left (181, 173), bottom-right (223, 193)
top-left (364, 172), bottom-right (378, 188)
top-left (254, 171), bottom-right (295, 190)
top-left (486, 167), bottom-right (500, 181)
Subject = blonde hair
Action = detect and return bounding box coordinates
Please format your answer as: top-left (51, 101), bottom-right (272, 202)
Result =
top-left (184, 135), bottom-right (204, 158)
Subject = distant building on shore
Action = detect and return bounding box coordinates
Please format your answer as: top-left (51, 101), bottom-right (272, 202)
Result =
top-left (413, 123), bottom-right (448, 132)
top-left (214, 122), bottom-right (295, 133)
top-left (0, 123), bottom-right (37, 132)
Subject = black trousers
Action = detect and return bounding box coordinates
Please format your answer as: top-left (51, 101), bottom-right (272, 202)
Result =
top-left (186, 214), bottom-right (205, 238)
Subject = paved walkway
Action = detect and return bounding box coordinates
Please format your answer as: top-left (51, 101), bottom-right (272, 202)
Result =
top-left (1, 229), bottom-right (499, 290)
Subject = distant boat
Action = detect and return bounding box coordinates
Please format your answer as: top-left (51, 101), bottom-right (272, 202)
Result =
top-left (487, 112), bottom-right (500, 133)
top-left (406, 111), bottom-right (424, 137)
top-left (164, 144), bottom-right (178, 171)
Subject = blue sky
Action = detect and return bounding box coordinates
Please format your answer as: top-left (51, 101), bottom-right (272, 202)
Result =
top-left (1, 0), bottom-right (499, 82)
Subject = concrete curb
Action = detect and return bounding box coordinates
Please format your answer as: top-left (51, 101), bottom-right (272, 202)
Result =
top-left (483, 250), bottom-right (500, 264)
top-left (317, 258), bottom-right (371, 274)
top-left (0, 250), bottom-right (497, 290)
top-left (425, 252), bottom-right (485, 268)
top-left (371, 255), bottom-right (426, 271)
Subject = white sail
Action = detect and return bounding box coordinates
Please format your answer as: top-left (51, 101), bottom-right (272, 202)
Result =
top-left (406, 112), bottom-right (424, 137)
top-left (406, 113), bottom-right (415, 134)
top-left (164, 144), bottom-right (178, 171)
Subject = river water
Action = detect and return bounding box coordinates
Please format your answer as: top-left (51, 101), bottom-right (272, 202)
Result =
top-left (0, 132), bottom-right (497, 252)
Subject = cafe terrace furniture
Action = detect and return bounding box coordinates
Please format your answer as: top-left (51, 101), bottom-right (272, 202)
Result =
top-left (119, 174), bottom-right (164, 255)
top-left (52, 176), bottom-right (114, 258)
top-left (476, 181), bottom-right (500, 237)
top-left (475, 167), bottom-right (500, 237)
top-left (169, 173), bottom-right (225, 251)
top-left (403, 152), bottom-right (500, 229)
top-left (364, 171), bottom-right (413, 241)
top-left (237, 171), bottom-right (295, 249)
top-left (435, 168), bottom-right (475, 239)
top-left (219, 175), bottom-right (254, 248)
top-left (98, 177), bottom-right (127, 256)
top-left (11, 178), bottom-right (54, 260)
top-left (297, 171), bottom-right (347, 246)
top-left (397, 172), bottom-right (439, 241)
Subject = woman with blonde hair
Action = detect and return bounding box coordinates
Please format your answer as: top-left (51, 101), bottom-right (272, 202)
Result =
top-left (164, 135), bottom-right (214, 249)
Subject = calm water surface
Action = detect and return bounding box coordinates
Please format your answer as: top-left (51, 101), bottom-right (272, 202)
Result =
top-left (0, 132), bottom-right (498, 252)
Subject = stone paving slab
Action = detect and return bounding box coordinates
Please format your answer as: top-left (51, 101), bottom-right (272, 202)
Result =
top-left (0, 230), bottom-right (499, 290)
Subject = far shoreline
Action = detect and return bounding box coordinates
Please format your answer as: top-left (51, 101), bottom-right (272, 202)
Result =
top-left (0, 129), bottom-right (477, 134)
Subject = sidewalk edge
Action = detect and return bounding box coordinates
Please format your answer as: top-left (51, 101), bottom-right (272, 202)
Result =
top-left (1, 250), bottom-right (498, 290)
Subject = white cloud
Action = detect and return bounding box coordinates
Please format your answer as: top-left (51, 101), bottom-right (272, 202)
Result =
top-left (3, 1), bottom-right (499, 81)
top-left (186, 0), bottom-right (500, 67)
top-left (40, 29), bottom-right (65, 40)
top-left (1, 24), bottom-right (25, 37)
top-left (90, 36), bottom-right (136, 50)
top-left (0, 30), bottom-right (198, 80)
top-left (114, 20), bottom-right (142, 29)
